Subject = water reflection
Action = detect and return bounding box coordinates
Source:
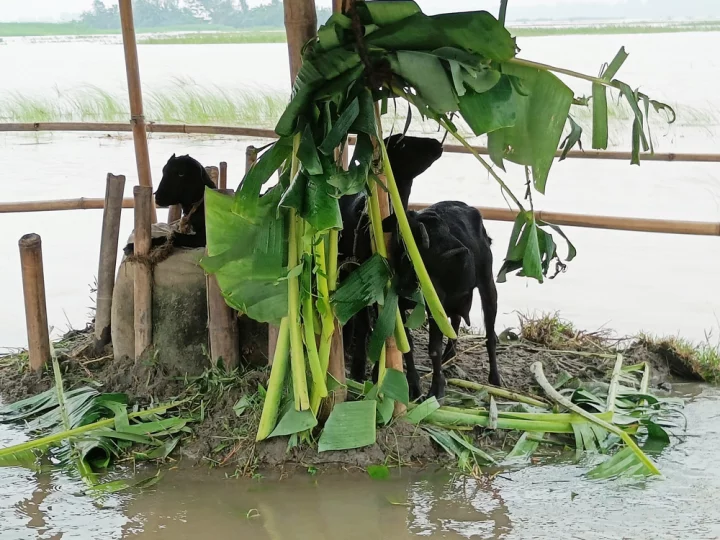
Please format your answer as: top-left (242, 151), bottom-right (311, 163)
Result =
top-left (1, 383), bottom-right (719, 540)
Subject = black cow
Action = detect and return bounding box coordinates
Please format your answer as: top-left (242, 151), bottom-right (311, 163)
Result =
top-left (123, 154), bottom-right (215, 255)
top-left (337, 134), bottom-right (444, 382)
top-left (382, 201), bottom-right (499, 401)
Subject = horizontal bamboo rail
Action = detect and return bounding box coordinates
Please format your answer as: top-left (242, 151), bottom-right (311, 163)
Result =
top-left (1, 196), bottom-right (717, 237)
top-left (3, 122), bottom-right (720, 163)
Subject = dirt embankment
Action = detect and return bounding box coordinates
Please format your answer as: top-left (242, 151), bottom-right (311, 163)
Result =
top-left (0, 318), bottom-right (703, 474)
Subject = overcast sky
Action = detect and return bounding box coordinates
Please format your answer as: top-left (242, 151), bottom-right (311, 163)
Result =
top-left (2, 0), bottom-right (624, 23)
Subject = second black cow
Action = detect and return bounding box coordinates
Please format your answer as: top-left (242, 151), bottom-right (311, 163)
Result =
top-left (383, 201), bottom-right (499, 401)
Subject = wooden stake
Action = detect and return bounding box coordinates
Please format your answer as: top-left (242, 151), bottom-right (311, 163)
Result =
top-left (246, 146), bottom-right (258, 173)
top-left (119, 0), bottom-right (157, 224)
top-left (205, 165), bottom-right (219, 187)
top-left (18, 234), bottom-right (51, 371)
top-left (207, 188), bottom-right (240, 370)
top-left (94, 174), bottom-right (126, 354)
top-left (133, 185), bottom-right (153, 359)
top-left (219, 161), bottom-right (228, 190)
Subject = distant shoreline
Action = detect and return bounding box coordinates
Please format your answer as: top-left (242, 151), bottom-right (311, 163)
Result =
top-left (1, 20), bottom-right (720, 41)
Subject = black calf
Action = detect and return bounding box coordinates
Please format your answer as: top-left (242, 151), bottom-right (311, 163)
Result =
top-left (383, 201), bottom-right (499, 401)
top-left (123, 154), bottom-right (215, 255)
top-left (337, 134), bottom-right (444, 382)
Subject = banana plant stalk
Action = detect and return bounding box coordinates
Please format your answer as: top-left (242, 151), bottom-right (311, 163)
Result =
top-left (310, 234), bottom-right (336, 413)
top-left (257, 317), bottom-right (291, 441)
top-left (287, 135), bottom-right (310, 411)
top-left (302, 224), bottom-right (328, 400)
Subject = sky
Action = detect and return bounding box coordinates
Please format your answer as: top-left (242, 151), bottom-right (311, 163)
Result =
top-left (1, 0), bottom-right (626, 23)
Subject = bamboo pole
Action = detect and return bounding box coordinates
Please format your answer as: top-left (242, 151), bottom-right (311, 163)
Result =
top-left (0, 197), bottom-right (718, 237)
top-left (207, 188), bottom-right (240, 370)
top-left (205, 165), bottom-right (219, 187)
top-left (18, 233), bottom-right (51, 372)
top-left (133, 185), bottom-right (153, 359)
top-left (246, 146), bottom-right (258, 172)
top-left (118, 0), bottom-right (157, 225)
top-left (93, 173), bottom-right (126, 354)
top-left (4, 122), bottom-right (720, 164)
top-left (283, 0), bottom-right (318, 81)
top-left (219, 161), bottom-right (228, 190)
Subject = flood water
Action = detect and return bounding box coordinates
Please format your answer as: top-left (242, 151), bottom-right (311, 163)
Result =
top-left (0, 28), bottom-right (719, 539)
top-left (0, 382), bottom-right (717, 539)
top-left (0, 31), bottom-right (719, 348)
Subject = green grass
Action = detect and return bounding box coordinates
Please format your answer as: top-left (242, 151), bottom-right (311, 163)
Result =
top-left (134, 21), bottom-right (720, 44)
top-left (3, 20), bottom-right (720, 40)
top-left (511, 20), bottom-right (720, 37)
top-left (0, 80), bottom-right (712, 139)
top-left (139, 30), bottom-right (286, 45)
top-left (0, 22), bottom-right (241, 38)
top-left (0, 79), bottom-right (288, 127)
top-left (637, 333), bottom-right (720, 383)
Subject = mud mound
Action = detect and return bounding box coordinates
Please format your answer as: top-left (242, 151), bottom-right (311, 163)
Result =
top-left (0, 321), bottom-right (689, 475)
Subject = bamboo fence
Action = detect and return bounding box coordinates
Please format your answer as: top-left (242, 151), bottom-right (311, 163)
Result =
top-left (4, 121), bottom-right (720, 164)
top-left (1, 197), bottom-right (718, 237)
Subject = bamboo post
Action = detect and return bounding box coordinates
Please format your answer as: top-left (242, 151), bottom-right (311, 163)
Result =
top-left (18, 234), bottom-right (51, 372)
top-left (93, 174), bottom-right (126, 354)
top-left (283, 0), bottom-right (318, 81)
top-left (246, 146), bottom-right (258, 172)
top-left (205, 165), bottom-right (219, 187)
top-left (119, 0), bottom-right (157, 225)
top-left (207, 188), bottom-right (240, 370)
top-left (219, 161), bottom-right (228, 190)
top-left (133, 185), bottom-right (153, 359)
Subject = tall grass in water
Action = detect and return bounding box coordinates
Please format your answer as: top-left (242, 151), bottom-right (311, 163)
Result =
top-left (0, 79), bottom-right (714, 138)
top-left (0, 79), bottom-right (288, 127)
top-left (139, 30), bottom-right (286, 45)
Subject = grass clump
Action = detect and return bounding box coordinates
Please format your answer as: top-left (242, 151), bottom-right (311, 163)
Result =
top-left (637, 333), bottom-right (720, 383)
top-left (139, 30), bottom-right (286, 45)
top-left (511, 20), bottom-right (720, 37)
top-left (518, 312), bottom-right (611, 352)
top-left (0, 79), bottom-right (288, 127)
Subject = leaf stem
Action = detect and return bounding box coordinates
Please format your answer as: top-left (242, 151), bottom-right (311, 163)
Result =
top-left (530, 361), bottom-right (660, 475)
top-left (376, 136), bottom-right (456, 340)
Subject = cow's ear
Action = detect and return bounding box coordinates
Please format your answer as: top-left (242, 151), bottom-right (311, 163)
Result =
top-left (418, 222), bottom-right (430, 249)
top-left (441, 246), bottom-right (471, 269)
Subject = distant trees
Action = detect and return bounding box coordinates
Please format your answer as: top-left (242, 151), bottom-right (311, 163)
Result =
top-left (78, 0), bottom-right (332, 30)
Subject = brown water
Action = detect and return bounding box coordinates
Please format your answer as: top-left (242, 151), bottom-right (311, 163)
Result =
top-left (0, 383), bottom-right (717, 539)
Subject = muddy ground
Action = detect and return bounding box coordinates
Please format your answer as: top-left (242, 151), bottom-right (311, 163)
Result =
top-left (0, 319), bottom-right (701, 475)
